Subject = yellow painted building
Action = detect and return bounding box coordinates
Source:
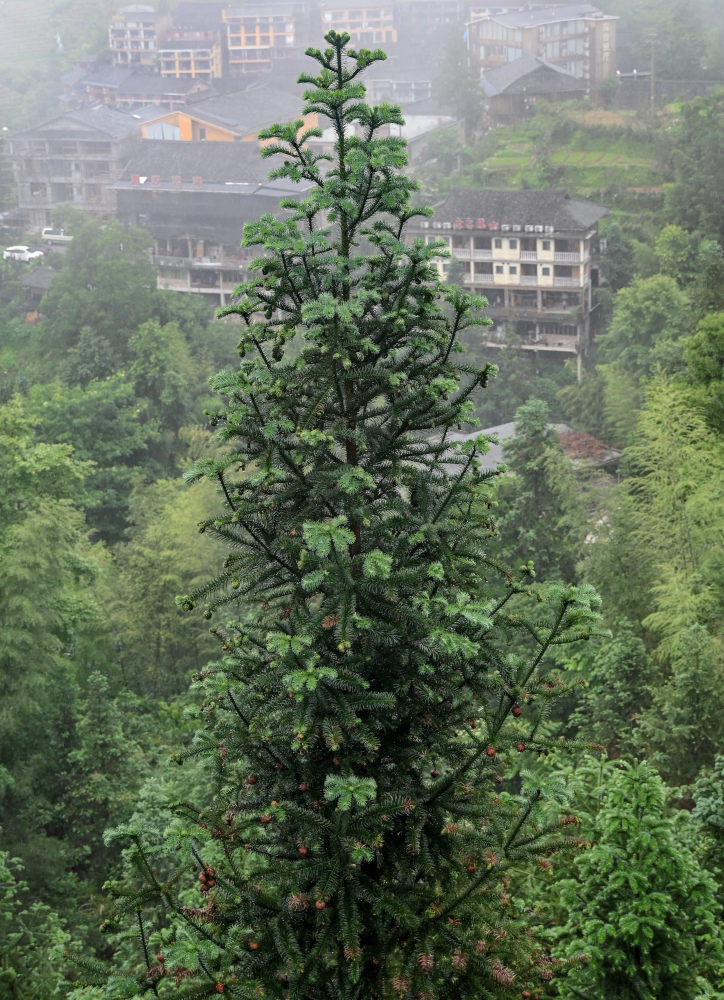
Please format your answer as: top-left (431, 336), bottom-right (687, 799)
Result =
top-left (408, 188), bottom-right (608, 376)
top-left (223, 3), bottom-right (306, 73)
top-left (319, 2), bottom-right (397, 46)
top-left (142, 111), bottom-right (237, 142)
top-left (158, 37), bottom-right (223, 80)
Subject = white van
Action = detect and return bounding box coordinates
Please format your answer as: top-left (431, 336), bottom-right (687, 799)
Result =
top-left (41, 227), bottom-right (72, 245)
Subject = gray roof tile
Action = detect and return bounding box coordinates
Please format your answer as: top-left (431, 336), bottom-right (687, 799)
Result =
top-left (428, 188), bottom-right (608, 231)
top-left (482, 55), bottom-right (583, 95)
top-left (178, 83), bottom-right (304, 135)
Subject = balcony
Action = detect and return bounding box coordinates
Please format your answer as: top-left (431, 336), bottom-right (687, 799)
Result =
top-left (520, 250), bottom-right (537, 261)
top-left (153, 253), bottom-right (249, 270)
top-left (554, 277), bottom-right (581, 288)
top-left (520, 275), bottom-right (538, 286)
top-left (451, 248), bottom-right (493, 261)
top-left (554, 251), bottom-right (582, 263)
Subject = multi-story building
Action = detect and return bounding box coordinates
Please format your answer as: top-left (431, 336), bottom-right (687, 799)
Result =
top-left (108, 5), bottom-right (171, 68)
top-left (364, 54), bottom-right (434, 107)
top-left (112, 141), bottom-right (313, 306)
top-left (467, 3), bottom-right (617, 92)
top-left (318, 1), bottom-right (397, 46)
top-left (158, 2), bottom-right (226, 80)
top-left (6, 106), bottom-right (141, 229)
top-left (158, 33), bottom-right (224, 80)
top-left (408, 188), bottom-right (607, 376)
top-left (222, 2), bottom-right (312, 74)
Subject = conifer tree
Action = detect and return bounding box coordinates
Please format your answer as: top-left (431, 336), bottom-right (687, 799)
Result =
top-left (554, 760), bottom-right (724, 999)
top-left (106, 33), bottom-right (603, 1000)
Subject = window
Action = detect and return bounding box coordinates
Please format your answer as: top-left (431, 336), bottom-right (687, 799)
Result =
top-left (494, 238), bottom-right (502, 249)
top-left (509, 238), bottom-right (518, 249)
top-left (509, 265), bottom-right (517, 274)
top-left (495, 264), bottom-right (504, 274)
top-left (541, 266), bottom-right (550, 276)
top-left (541, 240), bottom-right (552, 251)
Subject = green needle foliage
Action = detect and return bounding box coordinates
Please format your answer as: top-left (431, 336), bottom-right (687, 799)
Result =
top-left (554, 760), bottom-right (724, 999)
top-left (106, 33), bottom-right (604, 1000)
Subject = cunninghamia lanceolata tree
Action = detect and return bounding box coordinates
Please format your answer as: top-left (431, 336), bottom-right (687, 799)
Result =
top-left (104, 33), bottom-right (604, 1000)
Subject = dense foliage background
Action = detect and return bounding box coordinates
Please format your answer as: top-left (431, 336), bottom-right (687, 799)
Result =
top-left (0, 10), bottom-right (723, 998)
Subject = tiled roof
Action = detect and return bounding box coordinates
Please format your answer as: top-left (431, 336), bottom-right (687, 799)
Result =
top-left (476, 3), bottom-right (616, 28)
top-left (186, 84), bottom-right (304, 133)
top-left (79, 66), bottom-right (135, 89)
top-left (318, 0), bottom-right (393, 9)
top-left (21, 267), bottom-right (55, 292)
top-left (10, 105), bottom-right (140, 139)
top-left (225, 1), bottom-right (306, 16)
top-left (363, 48), bottom-right (435, 84)
top-left (171, 2), bottom-right (225, 29)
top-left (428, 188), bottom-right (608, 231)
top-left (482, 55), bottom-right (583, 95)
top-left (445, 422), bottom-right (621, 470)
top-left (119, 139), bottom-right (276, 184)
top-left (559, 429), bottom-right (622, 466)
top-left (120, 73), bottom-right (206, 96)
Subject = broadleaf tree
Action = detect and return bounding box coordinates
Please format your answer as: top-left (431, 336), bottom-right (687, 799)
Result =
top-left (105, 34), bottom-right (603, 1000)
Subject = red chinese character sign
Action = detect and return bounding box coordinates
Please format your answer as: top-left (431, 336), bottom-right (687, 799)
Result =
top-left (451, 217), bottom-right (500, 231)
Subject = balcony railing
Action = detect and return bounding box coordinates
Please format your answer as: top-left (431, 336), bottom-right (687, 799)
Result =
top-left (554, 277), bottom-right (581, 288)
top-left (153, 254), bottom-right (248, 270)
top-left (554, 251), bottom-right (582, 263)
top-left (451, 248), bottom-right (493, 261)
top-left (520, 275), bottom-right (538, 285)
top-left (520, 250), bottom-right (537, 261)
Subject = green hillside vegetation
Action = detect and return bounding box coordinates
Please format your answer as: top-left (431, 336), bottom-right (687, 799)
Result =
top-left (441, 106), bottom-right (665, 198)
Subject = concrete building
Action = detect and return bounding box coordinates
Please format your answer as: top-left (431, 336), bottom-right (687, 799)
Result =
top-left (158, 34), bottom-right (224, 80)
top-left (467, 3), bottom-right (617, 93)
top-left (108, 5), bottom-right (171, 68)
top-left (407, 188), bottom-right (608, 375)
top-left (157, 1), bottom-right (226, 80)
top-left (112, 140), bottom-right (313, 306)
top-left (6, 106), bottom-right (141, 229)
top-left (363, 49), bottom-right (434, 106)
top-left (318, 1), bottom-right (397, 46)
top-left (222, 2), bottom-right (312, 74)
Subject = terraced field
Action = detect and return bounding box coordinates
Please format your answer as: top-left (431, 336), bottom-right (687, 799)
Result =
top-left (469, 109), bottom-right (665, 194)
